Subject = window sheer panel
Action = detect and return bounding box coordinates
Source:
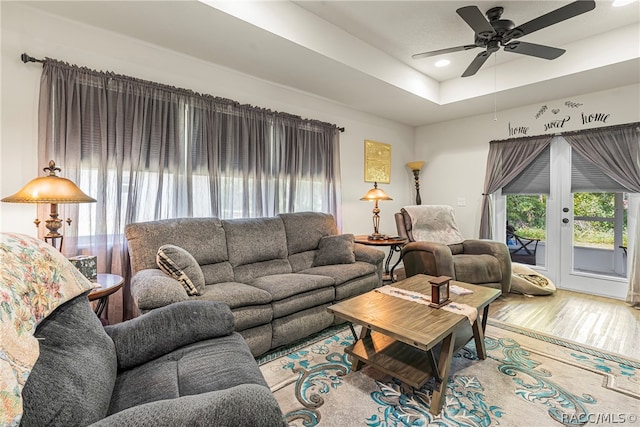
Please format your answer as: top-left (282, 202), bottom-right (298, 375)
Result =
top-left (39, 59), bottom-right (342, 322)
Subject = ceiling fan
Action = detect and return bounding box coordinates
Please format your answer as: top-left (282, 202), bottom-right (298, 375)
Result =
top-left (412, 0), bottom-right (596, 77)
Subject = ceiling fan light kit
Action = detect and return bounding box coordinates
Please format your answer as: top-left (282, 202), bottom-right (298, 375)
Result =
top-left (413, 0), bottom-right (596, 77)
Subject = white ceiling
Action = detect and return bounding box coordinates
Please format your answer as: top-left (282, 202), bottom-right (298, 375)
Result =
top-left (24, 0), bottom-right (640, 127)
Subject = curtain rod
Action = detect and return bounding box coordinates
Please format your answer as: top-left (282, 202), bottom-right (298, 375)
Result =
top-left (20, 52), bottom-right (345, 133)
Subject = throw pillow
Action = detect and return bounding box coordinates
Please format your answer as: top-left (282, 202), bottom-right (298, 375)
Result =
top-left (156, 244), bottom-right (205, 296)
top-left (0, 232), bottom-right (96, 426)
top-left (313, 234), bottom-right (356, 267)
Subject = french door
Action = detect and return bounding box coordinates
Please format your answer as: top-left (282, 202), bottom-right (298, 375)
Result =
top-left (498, 137), bottom-right (635, 300)
top-left (552, 139), bottom-right (630, 299)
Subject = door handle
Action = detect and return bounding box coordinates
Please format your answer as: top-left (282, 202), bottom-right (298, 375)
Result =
top-left (562, 218), bottom-right (569, 224)
top-left (562, 207), bottom-right (569, 213)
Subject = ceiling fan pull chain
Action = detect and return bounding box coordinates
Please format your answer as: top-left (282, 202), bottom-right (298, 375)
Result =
top-left (493, 53), bottom-right (498, 121)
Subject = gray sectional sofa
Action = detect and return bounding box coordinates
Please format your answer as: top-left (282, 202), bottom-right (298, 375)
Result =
top-left (125, 212), bottom-right (385, 356)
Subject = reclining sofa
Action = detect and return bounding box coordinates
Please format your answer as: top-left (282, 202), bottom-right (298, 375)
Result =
top-left (125, 212), bottom-right (385, 357)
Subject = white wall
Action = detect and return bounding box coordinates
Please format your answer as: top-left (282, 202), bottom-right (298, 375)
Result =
top-left (416, 84), bottom-right (640, 238)
top-left (0, 2), bottom-right (414, 239)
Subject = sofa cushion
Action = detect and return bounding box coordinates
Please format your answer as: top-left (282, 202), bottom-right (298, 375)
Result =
top-left (21, 295), bottom-right (117, 427)
top-left (223, 217), bottom-right (288, 267)
top-left (279, 211), bottom-right (338, 255)
top-left (313, 234), bottom-right (356, 266)
top-left (201, 262), bottom-right (235, 285)
top-left (250, 273), bottom-right (335, 301)
top-left (157, 244), bottom-right (205, 295)
top-left (334, 274), bottom-right (379, 301)
top-left (302, 261), bottom-right (376, 286)
top-left (271, 287), bottom-right (335, 318)
top-left (0, 233), bottom-right (97, 426)
top-left (125, 218), bottom-right (229, 273)
top-left (197, 282), bottom-right (273, 308)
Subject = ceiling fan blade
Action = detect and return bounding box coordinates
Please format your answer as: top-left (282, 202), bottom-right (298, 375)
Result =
top-left (456, 6), bottom-right (496, 39)
top-left (504, 41), bottom-right (565, 60)
top-left (462, 51), bottom-right (492, 77)
top-left (412, 45), bottom-right (478, 60)
top-left (505, 0), bottom-right (596, 40)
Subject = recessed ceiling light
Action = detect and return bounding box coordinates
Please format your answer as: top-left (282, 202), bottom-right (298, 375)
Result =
top-left (612, 0), bottom-right (636, 6)
top-left (435, 59), bottom-right (450, 67)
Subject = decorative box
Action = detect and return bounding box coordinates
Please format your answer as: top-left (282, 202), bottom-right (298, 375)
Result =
top-left (429, 275), bottom-right (451, 308)
top-left (68, 255), bottom-right (97, 280)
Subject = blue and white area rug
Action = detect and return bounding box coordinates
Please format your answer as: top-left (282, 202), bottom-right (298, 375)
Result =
top-left (257, 321), bottom-right (639, 427)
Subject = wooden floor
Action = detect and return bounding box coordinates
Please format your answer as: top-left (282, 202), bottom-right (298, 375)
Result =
top-left (488, 289), bottom-right (640, 359)
top-left (392, 268), bottom-right (639, 359)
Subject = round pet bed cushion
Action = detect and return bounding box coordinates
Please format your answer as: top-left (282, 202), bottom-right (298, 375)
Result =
top-left (511, 262), bottom-right (556, 295)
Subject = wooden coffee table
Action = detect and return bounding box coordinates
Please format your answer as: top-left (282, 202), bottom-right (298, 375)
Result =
top-left (327, 274), bottom-right (501, 416)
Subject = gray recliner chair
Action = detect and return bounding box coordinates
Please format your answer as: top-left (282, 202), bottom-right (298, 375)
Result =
top-left (21, 297), bottom-right (285, 426)
top-left (395, 205), bottom-right (511, 294)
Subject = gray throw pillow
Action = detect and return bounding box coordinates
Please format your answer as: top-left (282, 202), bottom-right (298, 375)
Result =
top-left (156, 244), bottom-right (205, 296)
top-left (313, 234), bottom-right (356, 267)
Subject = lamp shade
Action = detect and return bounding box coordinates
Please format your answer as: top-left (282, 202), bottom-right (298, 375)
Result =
top-left (360, 183), bottom-right (393, 201)
top-left (406, 161), bottom-right (425, 171)
top-left (1, 161), bottom-right (95, 204)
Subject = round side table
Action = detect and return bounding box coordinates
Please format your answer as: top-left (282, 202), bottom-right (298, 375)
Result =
top-left (354, 235), bottom-right (407, 282)
top-left (88, 273), bottom-right (124, 321)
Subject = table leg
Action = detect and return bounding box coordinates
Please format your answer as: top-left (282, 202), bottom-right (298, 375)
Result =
top-left (430, 330), bottom-right (455, 416)
top-left (383, 247), bottom-right (394, 275)
top-left (94, 296), bottom-right (108, 317)
top-left (472, 317), bottom-right (487, 360)
top-left (388, 244), bottom-right (404, 283)
top-left (480, 305), bottom-right (490, 333)
top-left (348, 323), bottom-right (357, 340)
top-left (351, 327), bottom-right (371, 372)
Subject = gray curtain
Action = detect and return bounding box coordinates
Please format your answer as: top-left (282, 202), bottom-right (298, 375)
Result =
top-left (480, 136), bottom-right (553, 239)
top-left (564, 124), bottom-right (640, 307)
top-left (38, 59), bottom-right (342, 322)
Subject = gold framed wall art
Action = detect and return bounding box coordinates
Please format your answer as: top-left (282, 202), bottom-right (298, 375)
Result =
top-left (364, 140), bottom-right (391, 183)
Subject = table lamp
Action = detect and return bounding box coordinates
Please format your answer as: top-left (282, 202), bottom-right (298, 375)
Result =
top-left (1, 160), bottom-right (96, 250)
top-left (360, 182), bottom-right (392, 240)
top-left (406, 161), bottom-right (425, 205)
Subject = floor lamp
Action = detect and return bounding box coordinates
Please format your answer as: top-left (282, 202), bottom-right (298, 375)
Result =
top-left (406, 161), bottom-right (425, 205)
top-left (1, 160), bottom-right (96, 251)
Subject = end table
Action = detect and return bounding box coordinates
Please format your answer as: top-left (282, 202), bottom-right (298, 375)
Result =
top-left (88, 273), bottom-right (124, 322)
top-left (354, 235), bottom-right (407, 282)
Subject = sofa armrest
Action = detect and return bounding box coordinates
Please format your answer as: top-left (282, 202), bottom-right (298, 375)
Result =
top-left (463, 239), bottom-right (512, 293)
top-left (401, 241), bottom-right (455, 278)
top-left (131, 268), bottom-right (190, 311)
top-left (354, 243), bottom-right (385, 265)
top-left (104, 300), bottom-right (235, 370)
top-left (90, 384), bottom-right (285, 427)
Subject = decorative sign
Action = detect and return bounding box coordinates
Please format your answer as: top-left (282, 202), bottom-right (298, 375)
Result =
top-left (364, 140), bottom-right (391, 183)
top-left (507, 100), bottom-right (611, 136)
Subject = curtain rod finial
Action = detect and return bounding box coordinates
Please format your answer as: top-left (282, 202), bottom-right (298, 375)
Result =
top-left (21, 53), bottom-right (44, 64)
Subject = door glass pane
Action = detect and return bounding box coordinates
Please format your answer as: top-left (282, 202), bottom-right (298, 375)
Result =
top-left (572, 192), bottom-right (628, 278)
top-left (506, 194), bottom-right (546, 267)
